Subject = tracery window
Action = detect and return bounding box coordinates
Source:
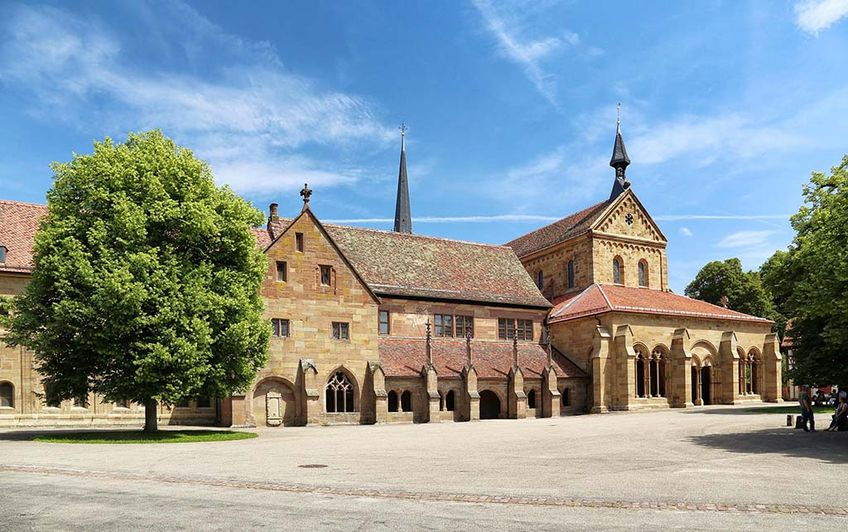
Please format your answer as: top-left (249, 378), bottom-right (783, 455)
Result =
top-left (638, 260), bottom-right (648, 287)
top-left (326, 371), bottom-right (355, 413)
top-left (0, 382), bottom-right (13, 408)
top-left (613, 257), bottom-right (623, 285)
top-left (566, 260), bottom-right (575, 289)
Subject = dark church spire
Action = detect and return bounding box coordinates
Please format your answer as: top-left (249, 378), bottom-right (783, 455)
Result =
top-left (393, 123), bottom-right (412, 233)
top-left (609, 103), bottom-right (631, 200)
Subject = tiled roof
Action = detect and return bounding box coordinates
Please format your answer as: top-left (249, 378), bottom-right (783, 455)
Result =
top-left (322, 224), bottom-right (551, 308)
top-left (0, 200), bottom-right (47, 273)
top-left (378, 337), bottom-right (587, 379)
top-left (549, 284), bottom-right (773, 324)
top-left (504, 200), bottom-right (611, 258)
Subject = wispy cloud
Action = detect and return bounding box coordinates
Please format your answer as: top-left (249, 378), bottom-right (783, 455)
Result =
top-left (655, 214), bottom-right (789, 221)
top-left (0, 3), bottom-right (393, 195)
top-left (679, 227), bottom-right (693, 237)
top-left (325, 213), bottom-right (788, 226)
top-left (471, 0), bottom-right (578, 105)
top-left (795, 0), bottom-right (848, 34)
top-left (717, 230), bottom-right (775, 248)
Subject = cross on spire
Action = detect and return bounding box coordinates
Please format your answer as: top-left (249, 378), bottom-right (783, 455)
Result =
top-left (300, 183), bottom-right (312, 211)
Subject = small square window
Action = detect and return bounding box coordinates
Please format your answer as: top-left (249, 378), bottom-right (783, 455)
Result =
top-left (272, 318), bottom-right (290, 337)
top-left (276, 261), bottom-right (287, 282)
top-left (320, 265), bottom-right (332, 286)
top-left (295, 233), bottom-right (304, 252)
top-left (379, 310), bottom-right (390, 335)
top-left (332, 322), bottom-right (350, 340)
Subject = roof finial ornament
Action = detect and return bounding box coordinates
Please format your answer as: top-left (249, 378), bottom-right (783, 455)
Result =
top-left (609, 103), bottom-right (631, 200)
top-left (393, 123), bottom-right (413, 234)
top-left (300, 183), bottom-right (312, 211)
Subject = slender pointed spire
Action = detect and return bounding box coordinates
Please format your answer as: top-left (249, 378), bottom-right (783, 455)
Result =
top-left (393, 123), bottom-right (412, 233)
top-left (609, 103), bottom-right (631, 200)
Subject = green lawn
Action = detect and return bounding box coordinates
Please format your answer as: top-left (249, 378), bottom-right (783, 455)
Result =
top-left (33, 430), bottom-right (257, 444)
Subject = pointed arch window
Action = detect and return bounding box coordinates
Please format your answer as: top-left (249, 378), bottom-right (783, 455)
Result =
top-left (400, 390), bottom-right (412, 412)
top-left (638, 260), bottom-right (648, 287)
top-left (326, 371), bottom-right (355, 413)
top-left (445, 390), bottom-right (455, 412)
top-left (613, 257), bottom-right (623, 285)
top-left (536, 270), bottom-right (544, 290)
top-left (388, 390), bottom-right (399, 412)
top-left (567, 260), bottom-right (575, 289)
top-left (527, 389), bottom-right (537, 409)
top-left (0, 381), bottom-right (13, 408)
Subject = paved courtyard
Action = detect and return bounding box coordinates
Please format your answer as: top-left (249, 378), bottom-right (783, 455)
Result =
top-left (2, 404), bottom-right (847, 530)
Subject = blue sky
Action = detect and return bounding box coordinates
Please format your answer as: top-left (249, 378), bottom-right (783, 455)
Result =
top-left (1, 0), bottom-right (847, 292)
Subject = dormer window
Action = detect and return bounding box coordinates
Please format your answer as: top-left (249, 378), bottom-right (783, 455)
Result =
top-left (0, 245), bottom-right (6, 263)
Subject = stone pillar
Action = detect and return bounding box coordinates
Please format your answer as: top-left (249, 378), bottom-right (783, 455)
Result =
top-left (761, 333), bottom-right (783, 403)
top-left (719, 332), bottom-right (741, 405)
top-left (298, 359), bottom-right (321, 425)
top-left (508, 366), bottom-right (527, 419)
top-left (613, 325), bottom-right (637, 410)
top-left (591, 326), bottom-right (612, 413)
top-left (368, 362), bottom-right (389, 423)
top-left (422, 363), bottom-right (440, 423)
top-left (670, 328), bottom-right (693, 408)
top-left (462, 365), bottom-right (480, 421)
top-left (541, 366), bottom-right (560, 418)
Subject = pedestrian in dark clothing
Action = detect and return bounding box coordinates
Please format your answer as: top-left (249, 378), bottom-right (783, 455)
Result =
top-left (799, 387), bottom-right (815, 432)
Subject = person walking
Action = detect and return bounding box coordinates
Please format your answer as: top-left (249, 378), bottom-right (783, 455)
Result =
top-left (799, 386), bottom-right (815, 432)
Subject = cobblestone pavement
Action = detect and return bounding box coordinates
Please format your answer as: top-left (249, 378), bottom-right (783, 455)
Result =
top-left (1, 404), bottom-right (847, 530)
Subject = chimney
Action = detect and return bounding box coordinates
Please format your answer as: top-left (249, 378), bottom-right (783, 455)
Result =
top-left (269, 202), bottom-right (279, 222)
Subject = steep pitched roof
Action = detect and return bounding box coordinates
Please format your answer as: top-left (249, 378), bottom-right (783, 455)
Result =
top-left (378, 337), bottom-right (587, 379)
top-left (505, 200), bottom-right (611, 258)
top-left (324, 224), bottom-right (551, 308)
top-left (0, 200), bottom-right (47, 273)
top-left (549, 284), bottom-right (773, 324)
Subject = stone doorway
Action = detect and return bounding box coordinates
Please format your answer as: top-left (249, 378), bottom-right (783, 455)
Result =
top-left (700, 366), bottom-right (712, 406)
top-left (479, 390), bottom-right (501, 420)
top-left (253, 378), bottom-right (297, 427)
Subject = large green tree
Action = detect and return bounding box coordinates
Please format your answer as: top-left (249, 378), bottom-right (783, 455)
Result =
top-left (684, 258), bottom-right (776, 320)
top-left (771, 155), bottom-right (848, 385)
top-left (4, 131), bottom-right (269, 431)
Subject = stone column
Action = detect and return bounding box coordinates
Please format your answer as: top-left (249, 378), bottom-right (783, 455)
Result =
top-left (298, 359), bottom-right (321, 425)
top-left (368, 361), bottom-right (389, 423)
top-left (670, 328), bottom-right (693, 407)
top-left (719, 332), bottom-right (741, 405)
top-left (422, 363), bottom-right (440, 423)
top-left (761, 333), bottom-right (783, 403)
top-left (462, 365), bottom-right (480, 421)
top-left (613, 325), bottom-right (637, 410)
top-left (541, 366), bottom-right (561, 418)
top-left (591, 326), bottom-right (612, 413)
top-left (508, 366), bottom-right (527, 419)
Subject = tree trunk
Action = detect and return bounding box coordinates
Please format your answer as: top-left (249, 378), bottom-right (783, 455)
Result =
top-left (144, 399), bottom-right (158, 433)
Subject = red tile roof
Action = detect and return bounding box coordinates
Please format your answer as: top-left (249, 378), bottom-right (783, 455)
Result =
top-left (378, 337), bottom-right (587, 379)
top-left (0, 200), bottom-right (47, 273)
top-left (549, 284), bottom-right (773, 324)
top-left (505, 200), bottom-right (611, 258)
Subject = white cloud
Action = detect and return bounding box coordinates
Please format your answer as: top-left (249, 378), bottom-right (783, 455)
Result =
top-left (0, 3), bottom-right (394, 195)
top-left (795, 0), bottom-right (848, 34)
top-left (325, 214), bottom-right (560, 225)
top-left (679, 227), bottom-right (693, 237)
top-left (655, 214), bottom-right (789, 221)
top-left (471, 0), bottom-right (579, 105)
top-left (717, 230), bottom-right (775, 248)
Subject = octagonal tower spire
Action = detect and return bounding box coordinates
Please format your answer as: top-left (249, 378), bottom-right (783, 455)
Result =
top-left (609, 104), bottom-right (631, 200)
top-left (393, 123), bottom-right (413, 234)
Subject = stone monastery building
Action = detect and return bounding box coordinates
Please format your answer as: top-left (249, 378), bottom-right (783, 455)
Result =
top-left (0, 125), bottom-right (782, 428)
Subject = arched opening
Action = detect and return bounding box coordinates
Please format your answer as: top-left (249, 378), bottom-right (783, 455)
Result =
top-left (326, 371), bottom-right (355, 413)
top-left (479, 390), bottom-right (501, 420)
top-left (701, 366), bottom-right (712, 405)
top-left (652, 348), bottom-right (667, 398)
top-left (613, 257), bottom-right (623, 285)
top-left (691, 364), bottom-right (698, 405)
top-left (561, 388), bottom-right (570, 407)
top-left (400, 390), bottom-right (412, 413)
top-left (388, 390), bottom-right (399, 412)
top-left (638, 260), bottom-right (648, 287)
top-left (635, 352), bottom-right (646, 398)
top-left (0, 381), bottom-right (13, 408)
top-left (252, 377), bottom-right (297, 427)
top-left (445, 390), bottom-right (455, 412)
top-left (748, 350), bottom-right (760, 395)
top-left (527, 389), bottom-right (537, 409)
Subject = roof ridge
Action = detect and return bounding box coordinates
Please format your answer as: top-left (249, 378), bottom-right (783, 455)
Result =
top-left (596, 284), bottom-right (613, 309)
top-left (504, 199), bottom-right (610, 247)
top-left (323, 221), bottom-right (514, 250)
top-left (0, 199), bottom-right (48, 208)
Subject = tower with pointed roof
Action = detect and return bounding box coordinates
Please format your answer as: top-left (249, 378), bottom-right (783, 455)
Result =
top-left (393, 124), bottom-right (412, 234)
top-left (609, 104), bottom-right (631, 200)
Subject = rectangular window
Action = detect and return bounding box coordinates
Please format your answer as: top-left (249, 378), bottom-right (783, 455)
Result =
top-left (320, 265), bottom-right (332, 286)
top-left (498, 318), bottom-right (534, 341)
top-left (455, 315), bottom-right (474, 338)
top-left (379, 310), bottom-right (390, 335)
top-left (434, 314), bottom-right (453, 337)
top-left (272, 318), bottom-right (290, 337)
top-left (295, 232), bottom-right (304, 252)
top-left (332, 321), bottom-right (350, 340)
top-left (276, 261), bottom-right (287, 282)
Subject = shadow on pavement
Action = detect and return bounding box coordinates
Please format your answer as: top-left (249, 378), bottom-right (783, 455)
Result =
top-left (689, 426), bottom-right (848, 464)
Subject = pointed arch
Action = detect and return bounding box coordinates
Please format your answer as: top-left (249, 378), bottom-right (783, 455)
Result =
top-left (325, 367), bottom-right (357, 413)
top-left (638, 259), bottom-right (648, 287)
top-left (612, 256), bottom-right (624, 285)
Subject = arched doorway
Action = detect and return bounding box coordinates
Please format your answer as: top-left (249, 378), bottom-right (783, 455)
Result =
top-left (700, 366), bottom-right (712, 405)
top-left (479, 390), bottom-right (501, 419)
top-left (253, 378), bottom-right (297, 427)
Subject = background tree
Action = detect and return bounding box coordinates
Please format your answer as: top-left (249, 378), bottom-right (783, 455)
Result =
top-left (770, 155), bottom-right (848, 386)
top-left (684, 258), bottom-right (776, 320)
top-left (4, 131), bottom-right (269, 431)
